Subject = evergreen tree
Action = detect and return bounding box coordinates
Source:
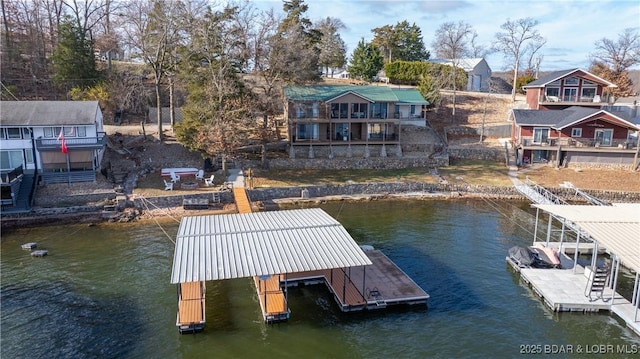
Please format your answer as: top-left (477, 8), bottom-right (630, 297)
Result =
top-left (371, 21), bottom-right (429, 63)
top-left (51, 18), bottom-right (101, 89)
top-left (348, 39), bottom-right (383, 82)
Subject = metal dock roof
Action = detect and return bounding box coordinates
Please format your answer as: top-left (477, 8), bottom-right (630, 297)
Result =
top-left (170, 208), bottom-right (373, 283)
top-left (534, 203), bottom-right (640, 273)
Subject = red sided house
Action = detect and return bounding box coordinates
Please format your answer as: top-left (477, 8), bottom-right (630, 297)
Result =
top-left (522, 68), bottom-right (617, 110)
top-left (511, 106), bottom-right (639, 168)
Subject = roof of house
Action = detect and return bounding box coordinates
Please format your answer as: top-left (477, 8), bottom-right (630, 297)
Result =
top-left (170, 208), bottom-right (372, 283)
top-left (428, 58), bottom-right (489, 72)
top-left (0, 101), bottom-right (100, 126)
top-left (284, 85), bottom-right (429, 105)
top-left (512, 106), bottom-right (640, 130)
top-left (522, 68), bottom-right (618, 88)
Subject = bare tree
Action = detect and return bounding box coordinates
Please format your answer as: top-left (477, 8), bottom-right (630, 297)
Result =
top-left (244, 9), bottom-right (283, 168)
top-left (494, 17), bottom-right (545, 102)
top-left (469, 31), bottom-right (492, 58)
top-left (591, 28), bottom-right (640, 74)
top-left (316, 17), bottom-right (347, 77)
top-left (432, 21), bottom-right (472, 122)
top-left (120, 0), bottom-right (185, 142)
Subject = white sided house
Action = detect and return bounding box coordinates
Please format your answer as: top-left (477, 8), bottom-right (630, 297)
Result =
top-left (1, 101), bottom-right (106, 207)
top-left (429, 58), bottom-right (492, 92)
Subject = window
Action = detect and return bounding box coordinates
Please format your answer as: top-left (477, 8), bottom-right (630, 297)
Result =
top-left (0, 150), bottom-right (24, 170)
top-left (43, 126), bottom-right (85, 138)
top-left (296, 124), bottom-right (318, 140)
top-left (595, 129), bottom-right (613, 146)
top-left (6, 128), bottom-right (22, 139)
top-left (563, 88), bottom-right (578, 102)
top-left (533, 128), bottom-right (549, 144)
top-left (564, 77), bottom-right (579, 85)
top-left (331, 103), bottom-right (349, 118)
top-left (371, 103), bottom-right (387, 119)
top-left (545, 88), bottom-right (559, 97)
top-left (583, 80), bottom-right (596, 86)
top-left (571, 128), bottom-right (582, 137)
top-left (351, 103), bottom-right (368, 118)
top-left (581, 88), bottom-right (596, 101)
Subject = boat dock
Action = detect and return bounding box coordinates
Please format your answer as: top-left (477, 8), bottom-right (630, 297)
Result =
top-left (176, 281), bottom-right (206, 333)
top-left (254, 274), bottom-right (290, 322)
top-left (286, 249), bottom-right (429, 311)
top-left (170, 169), bottom-right (430, 334)
top-left (508, 258), bottom-right (640, 336)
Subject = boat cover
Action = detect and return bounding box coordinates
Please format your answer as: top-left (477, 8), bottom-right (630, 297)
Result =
top-left (508, 246), bottom-right (536, 267)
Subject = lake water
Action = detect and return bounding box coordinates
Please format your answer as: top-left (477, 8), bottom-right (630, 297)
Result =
top-left (2, 199), bottom-right (638, 358)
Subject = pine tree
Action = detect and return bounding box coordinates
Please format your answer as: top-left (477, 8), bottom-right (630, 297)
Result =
top-left (51, 18), bottom-right (101, 89)
top-left (348, 39), bottom-right (383, 82)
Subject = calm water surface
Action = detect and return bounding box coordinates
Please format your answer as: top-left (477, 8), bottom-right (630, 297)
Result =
top-left (2, 199), bottom-right (638, 358)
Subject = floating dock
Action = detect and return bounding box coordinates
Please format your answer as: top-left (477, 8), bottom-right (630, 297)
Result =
top-left (176, 281), bottom-right (206, 333)
top-left (507, 258), bottom-right (640, 336)
top-left (254, 274), bottom-right (290, 322)
top-left (286, 249), bottom-right (429, 311)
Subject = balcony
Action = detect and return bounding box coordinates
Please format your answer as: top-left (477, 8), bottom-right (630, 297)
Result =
top-left (539, 94), bottom-right (612, 105)
top-left (519, 137), bottom-right (637, 150)
top-left (35, 132), bottom-right (107, 151)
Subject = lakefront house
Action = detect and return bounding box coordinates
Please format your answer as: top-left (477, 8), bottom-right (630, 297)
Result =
top-left (283, 85), bottom-right (429, 159)
top-left (0, 101), bottom-right (107, 210)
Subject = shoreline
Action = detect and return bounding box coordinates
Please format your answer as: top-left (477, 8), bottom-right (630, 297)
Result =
top-left (2, 183), bottom-right (638, 230)
top-left (0, 190), bottom-right (522, 230)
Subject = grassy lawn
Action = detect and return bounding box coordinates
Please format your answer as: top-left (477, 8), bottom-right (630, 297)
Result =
top-left (249, 160), bottom-right (512, 188)
top-left (134, 170), bottom-right (227, 197)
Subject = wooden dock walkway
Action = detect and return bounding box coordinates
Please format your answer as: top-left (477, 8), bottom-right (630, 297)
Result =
top-left (285, 249), bottom-right (429, 311)
top-left (233, 185), bottom-right (291, 322)
top-left (233, 187), bottom-right (252, 214)
top-left (176, 281), bottom-right (206, 333)
top-left (254, 274), bottom-right (290, 322)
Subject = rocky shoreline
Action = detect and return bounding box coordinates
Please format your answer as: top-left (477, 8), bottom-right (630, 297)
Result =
top-left (3, 180), bottom-right (639, 230)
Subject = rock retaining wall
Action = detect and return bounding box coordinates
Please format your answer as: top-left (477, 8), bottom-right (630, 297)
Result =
top-left (241, 156), bottom-right (449, 170)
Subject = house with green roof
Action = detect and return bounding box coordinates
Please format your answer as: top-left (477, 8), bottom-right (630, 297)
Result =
top-left (283, 85), bottom-right (429, 158)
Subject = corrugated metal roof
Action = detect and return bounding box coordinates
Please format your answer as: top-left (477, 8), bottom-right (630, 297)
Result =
top-left (0, 101), bottom-right (100, 126)
top-left (428, 58), bottom-right (486, 72)
top-left (534, 203), bottom-right (640, 273)
top-left (284, 85), bottom-right (428, 105)
top-left (170, 208), bottom-right (373, 283)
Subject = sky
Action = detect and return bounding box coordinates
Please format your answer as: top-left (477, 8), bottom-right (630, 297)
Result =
top-left (251, 0), bottom-right (640, 72)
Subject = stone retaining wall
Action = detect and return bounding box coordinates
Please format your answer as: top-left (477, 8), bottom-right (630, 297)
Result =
top-left (3, 183), bottom-right (638, 229)
top-left (448, 147), bottom-right (505, 162)
top-left (241, 156), bottom-right (449, 170)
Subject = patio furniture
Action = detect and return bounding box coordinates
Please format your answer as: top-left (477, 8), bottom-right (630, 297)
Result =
top-left (195, 169), bottom-right (205, 181)
top-left (204, 175), bottom-right (215, 187)
top-left (170, 172), bottom-right (181, 183)
top-left (161, 167), bottom-right (199, 177)
top-left (163, 179), bottom-right (174, 191)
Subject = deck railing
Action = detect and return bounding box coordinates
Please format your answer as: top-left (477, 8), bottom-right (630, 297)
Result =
top-left (35, 132), bottom-right (107, 150)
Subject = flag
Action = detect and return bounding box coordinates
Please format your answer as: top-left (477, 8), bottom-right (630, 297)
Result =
top-left (57, 130), bottom-right (68, 154)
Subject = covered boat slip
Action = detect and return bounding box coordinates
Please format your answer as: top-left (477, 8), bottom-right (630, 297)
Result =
top-left (170, 208), bottom-right (374, 331)
top-left (286, 249), bottom-right (429, 311)
top-left (513, 203), bottom-right (640, 336)
top-left (176, 281), bottom-right (205, 333)
top-left (254, 274), bottom-right (289, 322)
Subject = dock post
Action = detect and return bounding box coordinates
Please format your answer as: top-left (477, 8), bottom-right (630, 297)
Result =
top-left (573, 230), bottom-right (581, 274)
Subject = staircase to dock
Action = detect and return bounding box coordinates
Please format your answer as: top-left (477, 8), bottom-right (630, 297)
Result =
top-left (586, 266), bottom-right (610, 301)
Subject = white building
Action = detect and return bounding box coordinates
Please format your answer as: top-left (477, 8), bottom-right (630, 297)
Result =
top-left (1, 101), bottom-right (106, 187)
top-left (429, 58), bottom-right (492, 92)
